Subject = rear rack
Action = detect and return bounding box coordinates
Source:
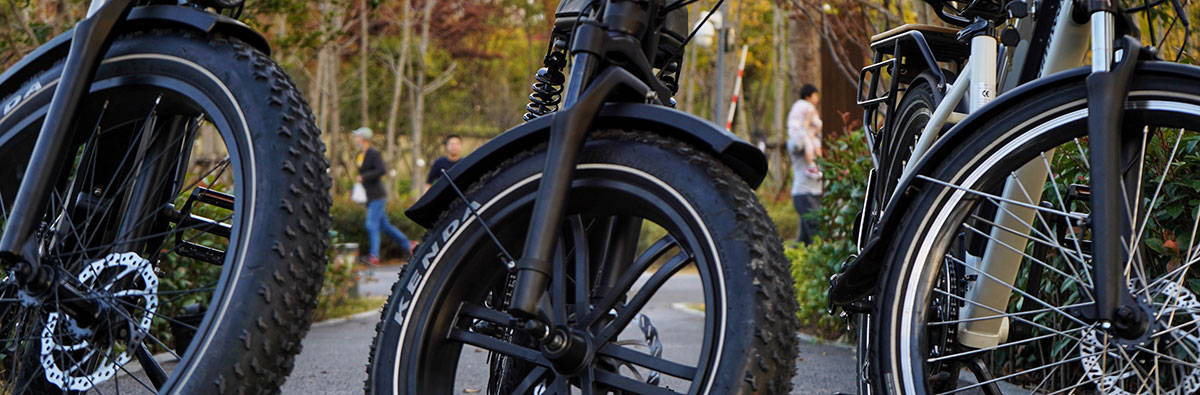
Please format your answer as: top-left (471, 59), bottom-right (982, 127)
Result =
top-left (857, 24), bottom-right (968, 154)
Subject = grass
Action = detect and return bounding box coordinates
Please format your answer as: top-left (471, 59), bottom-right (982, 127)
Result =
top-left (313, 296), bottom-right (387, 322)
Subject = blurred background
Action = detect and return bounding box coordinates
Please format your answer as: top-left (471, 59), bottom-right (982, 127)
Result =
top-left (2, 0), bottom-right (1197, 342)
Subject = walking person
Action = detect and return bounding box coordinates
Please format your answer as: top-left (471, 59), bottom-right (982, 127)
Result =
top-left (354, 127), bottom-right (412, 265)
top-left (424, 134), bottom-right (463, 193)
top-left (788, 84), bottom-right (823, 244)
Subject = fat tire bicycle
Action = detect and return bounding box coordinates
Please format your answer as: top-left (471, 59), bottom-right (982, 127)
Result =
top-left (365, 0), bottom-right (800, 393)
top-left (0, 0), bottom-right (330, 392)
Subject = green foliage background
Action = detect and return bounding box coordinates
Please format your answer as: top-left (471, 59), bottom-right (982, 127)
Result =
top-left (775, 129), bottom-right (870, 339)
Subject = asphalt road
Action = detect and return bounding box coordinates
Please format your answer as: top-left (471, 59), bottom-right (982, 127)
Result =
top-left (282, 265), bottom-right (857, 394)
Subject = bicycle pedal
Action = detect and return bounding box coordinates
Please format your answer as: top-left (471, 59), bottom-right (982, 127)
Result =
top-left (176, 241), bottom-right (225, 265)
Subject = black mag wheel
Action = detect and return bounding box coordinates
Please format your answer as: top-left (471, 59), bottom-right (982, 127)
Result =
top-left (0, 30), bottom-right (330, 393)
top-left (367, 130), bottom-right (799, 394)
top-left (870, 65), bottom-right (1200, 394)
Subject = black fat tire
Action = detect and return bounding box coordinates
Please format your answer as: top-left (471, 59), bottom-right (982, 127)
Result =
top-left (879, 80), bottom-right (936, 200)
top-left (365, 130), bottom-right (799, 394)
top-left (0, 30), bottom-right (331, 394)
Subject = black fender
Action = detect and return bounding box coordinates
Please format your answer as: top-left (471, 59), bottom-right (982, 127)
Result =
top-left (0, 5), bottom-right (269, 102)
top-left (406, 103), bottom-right (768, 228)
top-left (829, 61), bottom-right (1200, 307)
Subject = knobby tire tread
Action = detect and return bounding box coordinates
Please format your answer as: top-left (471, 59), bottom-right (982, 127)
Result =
top-left (367, 129), bottom-right (798, 394)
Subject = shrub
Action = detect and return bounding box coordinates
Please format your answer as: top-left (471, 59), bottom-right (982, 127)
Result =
top-left (786, 128), bottom-right (871, 339)
top-left (315, 231), bottom-right (363, 320)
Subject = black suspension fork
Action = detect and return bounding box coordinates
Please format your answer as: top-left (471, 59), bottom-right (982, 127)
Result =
top-left (508, 1), bottom-right (654, 319)
top-left (1084, 1), bottom-right (1147, 336)
top-left (0, 0), bottom-right (136, 267)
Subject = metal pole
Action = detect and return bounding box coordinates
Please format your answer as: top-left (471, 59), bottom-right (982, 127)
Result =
top-left (726, 45), bottom-right (749, 130)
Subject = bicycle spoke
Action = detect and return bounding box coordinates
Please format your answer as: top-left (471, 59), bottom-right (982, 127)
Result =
top-left (927, 301), bottom-right (1094, 327)
top-left (569, 217), bottom-right (591, 323)
top-left (917, 175), bottom-right (1088, 221)
top-left (596, 342), bottom-right (696, 380)
top-left (1030, 153), bottom-right (1094, 282)
top-left (930, 286), bottom-right (1087, 344)
top-left (596, 252), bottom-right (693, 342)
top-left (582, 236), bottom-right (678, 327)
top-left (133, 343), bottom-right (167, 389)
top-left (448, 328), bottom-right (551, 368)
top-left (577, 368), bottom-right (595, 395)
top-left (510, 366), bottom-right (549, 394)
top-left (955, 226), bottom-right (1094, 325)
top-left (593, 369), bottom-right (681, 395)
top-left (967, 214), bottom-right (1091, 287)
top-left (938, 346), bottom-right (1099, 395)
top-left (551, 242), bottom-right (568, 326)
top-left (928, 325), bottom-right (1086, 365)
top-left (1125, 128), bottom-right (1186, 278)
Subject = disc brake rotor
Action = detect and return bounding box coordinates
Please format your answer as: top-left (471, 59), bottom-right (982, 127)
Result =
top-left (1080, 281), bottom-right (1200, 395)
top-left (40, 252), bottom-right (159, 391)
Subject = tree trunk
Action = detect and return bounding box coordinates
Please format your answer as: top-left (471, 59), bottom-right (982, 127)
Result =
top-left (359, 0), bottom-right (370, 129)
top-left (771, 5), bottom-right (787, 189)
top-left (409, 0), bottom-right (439, 196)
top-left (385, 0), bottom-right (413, 197)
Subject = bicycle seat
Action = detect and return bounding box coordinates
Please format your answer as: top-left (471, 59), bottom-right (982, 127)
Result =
top-left (870, 24), bottom-right (960, 46)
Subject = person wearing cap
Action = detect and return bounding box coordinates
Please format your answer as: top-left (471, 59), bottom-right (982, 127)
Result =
top-left (354, 127), bottom-right (412, 265)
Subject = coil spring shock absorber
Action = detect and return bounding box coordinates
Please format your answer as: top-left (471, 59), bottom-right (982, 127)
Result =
top-left (523, 40), bottom-right (569, 121)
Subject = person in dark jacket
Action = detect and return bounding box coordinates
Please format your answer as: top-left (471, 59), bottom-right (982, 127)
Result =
top-left (424, 134), bottom-right (463, 193)
top-left (354, 127), bottom-right (411, 265)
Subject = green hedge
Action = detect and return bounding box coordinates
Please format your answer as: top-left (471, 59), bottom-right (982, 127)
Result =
top-left (783, 129), bottom-right (871, 340)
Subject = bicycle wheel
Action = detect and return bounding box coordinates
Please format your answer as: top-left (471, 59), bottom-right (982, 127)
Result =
top-left (855, 75), bottom-right (940, 393)
top-left (0, 30), bottom-right (330, 393)
top-left (366, 130), bottom-right (799, 394)
top-left (878, 77), bottom-right (938, 202)
top-left (870, 64), bottom-right (1200, 393)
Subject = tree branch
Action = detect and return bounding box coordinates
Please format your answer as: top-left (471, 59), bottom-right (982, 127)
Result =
top-left (423, 61), bottom-right (459, 94)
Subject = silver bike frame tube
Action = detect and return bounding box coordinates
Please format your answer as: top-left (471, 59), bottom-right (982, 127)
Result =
top-left (957, 0), bottom-right (1093, 349)
top-left (87, 0), bottom-right (109, 17)
top-left (897, 32), bottom-right (1001, 183)
top-left (900, 63), bottom-right (972, 177)
top-left (969, 35), bottom-right (998, 111)
top-left (896, 22), bottom-right (1002, 183)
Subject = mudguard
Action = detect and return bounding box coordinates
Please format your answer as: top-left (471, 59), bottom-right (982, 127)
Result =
top-left (828, 61), bottom-right (1200, 307)
top-left (406, 103), bottom-right (768, 228)
top-left (0, 5), bottom-right (269, 102)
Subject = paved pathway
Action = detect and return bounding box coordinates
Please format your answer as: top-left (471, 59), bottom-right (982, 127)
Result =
top-left (283, 265), bottom-right (857, 394)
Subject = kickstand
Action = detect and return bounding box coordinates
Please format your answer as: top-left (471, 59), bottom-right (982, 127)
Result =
top-left (966, 357), bottom-right (1003, 395)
